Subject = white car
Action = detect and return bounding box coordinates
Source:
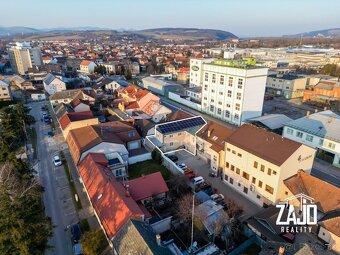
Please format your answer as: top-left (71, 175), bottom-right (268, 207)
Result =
top-left (177, 163), bottom-right (188, 170)
top-left (210, 194), bottom-right (224, 201)
top-left (53, 155), bottom-right (62, 167)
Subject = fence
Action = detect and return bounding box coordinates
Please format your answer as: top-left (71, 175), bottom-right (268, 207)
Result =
top-left (128, 152), bottom-right (151, 164)
top-left (168, 92), bottom-right (202, 111)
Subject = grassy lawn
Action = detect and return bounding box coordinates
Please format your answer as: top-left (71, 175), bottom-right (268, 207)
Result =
top-left (128, 160), bottom-right (172, 180)
top-left (60, 151), bottom-right (82, 210)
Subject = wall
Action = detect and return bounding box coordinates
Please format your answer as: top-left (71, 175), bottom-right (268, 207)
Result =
top-left (150, 216), bottom-right (172, 234)
top-left (128, 152), bottom-right (151, 164)
top-left (168, 92), bottom-right (202, 111)
top-left (318, 226), bottom-right (340, 253)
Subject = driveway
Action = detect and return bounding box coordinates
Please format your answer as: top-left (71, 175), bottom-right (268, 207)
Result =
top-left (173, 150), bottom-right (262, 221)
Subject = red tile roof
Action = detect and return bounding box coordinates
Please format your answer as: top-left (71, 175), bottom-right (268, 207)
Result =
top-left (120, 85), bottom-right (149, 100)
top-left (78, 154), bottom-right (144, 239)
top-left (178, 67), bottom-right (190, 72)
top-left (59, 111), bottom-right (94, 130)
top-left (226, 124), bottom-right (302, 166)
top-left (80, 60), bottom-right (92, 66)
top-left (127, 172), bottom-right (169, 201)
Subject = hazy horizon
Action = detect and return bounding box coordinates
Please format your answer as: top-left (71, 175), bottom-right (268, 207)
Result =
top-left (1, 0), bottom-right (339, 37)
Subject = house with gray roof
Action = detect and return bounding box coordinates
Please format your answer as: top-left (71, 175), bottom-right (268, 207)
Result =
top-left (43, 73), bottom-right (66, 95)
top-left (283, 110), bottom-right (340, 167)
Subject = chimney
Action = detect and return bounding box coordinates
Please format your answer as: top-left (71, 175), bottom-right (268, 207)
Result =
top-left (156, 234), bottom-right (161, 246)
top-left (306, 111), bottom-right (310, 118)
top-left (315, 109), bottom-right (318, 113)
top-left (207, 129), bottom-right (211, 137)
top-left (278, 246), bottom-right (285, 255)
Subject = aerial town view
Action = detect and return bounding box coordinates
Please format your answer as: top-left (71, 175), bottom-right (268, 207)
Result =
top-left (0, 0), bottom-right (339, 255)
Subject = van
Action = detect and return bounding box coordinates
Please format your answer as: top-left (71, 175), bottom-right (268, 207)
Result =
top-left (192, 176), bottom-right (204, 186)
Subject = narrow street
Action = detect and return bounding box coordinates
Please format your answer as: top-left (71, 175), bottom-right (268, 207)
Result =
top-left (29, 101), bottom-right (76, 255)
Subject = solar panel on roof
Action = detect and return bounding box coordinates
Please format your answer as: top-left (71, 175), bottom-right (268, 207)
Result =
top-left (157, 117), bottom-right (205, 134)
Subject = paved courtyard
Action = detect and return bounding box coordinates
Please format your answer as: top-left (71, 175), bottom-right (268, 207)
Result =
top-left (173, 150), bottom-right (262, 221)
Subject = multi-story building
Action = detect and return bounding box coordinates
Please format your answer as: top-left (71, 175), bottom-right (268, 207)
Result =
top-left (199, 58), bottom-right (268, 126)
top-left (0, 80), bottom-right (12, 101)
top-left (223, 124), bottom-right (315, 207)
top-left (283, 110), bottom-right (340, 168)
top-left (266, 74), bottom-right (307, 99)
top-left (189, 58), bottom-right (213, 87)
top-left (8, 42), bottom-right (42, 75)
top-left (303, 80), bottom-right (340, 103)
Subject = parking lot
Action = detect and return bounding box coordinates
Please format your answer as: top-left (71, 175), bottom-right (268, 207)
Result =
top-left (262, 97), bottom-right (318, 120)
top-left (172, 149), bottom-right (262, 221)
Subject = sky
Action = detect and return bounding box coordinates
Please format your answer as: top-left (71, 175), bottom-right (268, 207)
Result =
top-left (1, 0), bottom-right (339, 37)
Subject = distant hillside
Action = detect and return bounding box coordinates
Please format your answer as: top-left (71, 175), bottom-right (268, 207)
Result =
top-left (283, 28), bottom-right (340, 38)
top-left (0, 26), bottom-right (40, 36)
top-left (135, 28), bottom-right (237, 40)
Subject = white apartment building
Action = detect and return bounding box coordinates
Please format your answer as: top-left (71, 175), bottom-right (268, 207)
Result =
top-left (223, 124), bottom-right (315, 207)
top-left (198, 58), bottom-right (268, 126)
top-left (283, 110), bottom-right (340, 168)
top-left (8, 42), bottom-right (42, 75)
top-left (189, 58), bottom-right (213, 87)
top-left (43, 73), bottom-right (66, 95)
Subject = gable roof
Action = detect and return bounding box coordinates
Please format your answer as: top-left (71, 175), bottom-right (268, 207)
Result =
top-left (319, 211), bottom-right (340, 237)
top-left (68, 121), bottom-right (140, 163)
top-left (113, 219), bottom-right (172, 255)
top-left (285, 110), bottom-right (340, 143)
top-left (55, 103), bottom-right (74, 120)
top-left (248, 114), bottom-right (293, 130)
top-left (119, 85), bottom-right (149, 100)
top-left (80, 60), bottom-right (93, 66)
top-left (43, 73), bottom-right (58, 85)
top-left (78, 154), bottom-right (144, 240)
top-left (59, 111), bottom-right (95, 130)
top-left (226, 124), bottom-right (302, 166)
top-left (127, 172), bottom-right (169, 201)
top-left (197, 121), bottom-right (235, 152)
top-left (50, 89), bottom-right (83, 101)
top-left (164, 110), bottom-right (192, 122)
top-left (284, 172), bottom-right (340, 213)
top-left (70, 97), bottom-right (89, 108)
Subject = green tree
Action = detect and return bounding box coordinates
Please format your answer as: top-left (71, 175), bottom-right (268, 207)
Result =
top-left (80, 229), bottom-right (106, 255)
top-left (0, 162), bottom-right (52, 255)
top-left (320, 64), bottom-right (340, 78)
top-left (94, 65), bottom-right (107, 75)
top-left (151, 149), bottom-right (162, 164)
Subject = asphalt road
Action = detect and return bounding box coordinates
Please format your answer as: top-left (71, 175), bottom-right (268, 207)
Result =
top-left (29, 101), bottom-right (73, 255)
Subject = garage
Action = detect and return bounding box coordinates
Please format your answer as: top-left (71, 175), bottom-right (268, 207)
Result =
top-left (128, 141), bottom-right (140, 150)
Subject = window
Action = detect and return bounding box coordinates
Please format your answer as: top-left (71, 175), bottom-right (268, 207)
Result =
top-left (319, 139), bottom-right (324, 146)
top-left (227, 148), bottom-right (231, 152)
top-left (218, 101), bottom-right (222, 105)
top-left (237, 93), bottom-right (241, 100)
top-left (265, 185), bottom-right (274, 195)
top-left (225, 162), bottom-right (230, 168)
top-left (212, 74), bottom-right (216, 83)
top-left (232, 150), bottom-right (236, 154)
top-left (227, 90), bottom-right (232, 97)
top-left (210, 105), bottom-right (214, 112)
top-left (257, 195), bottom-right (261, 199)
top-left (204, 85), bottom-right (208, 91)
top-left (230, 178), bottom-right (233, 184)
top-left (211, 99), bottom-right (214, 103)
top-left (213, 155), bottom-right (217, 161)
top-left (204, 73), bottom-right (208, 81)
top-left (235, 114), bottom-right (239, 120)
top-left (211, 89), bottom-right (215, 93)
top-left (238, 78), bottom-right (243, 89)
top-left (231, 165), bottom-right (235, 171)
top-left (285, 191), bottom-right (288, 195)
top-left (268, 168), bottom-right (272, 176)
top-left (235, 104), bottom-right (240, 111)
top-left (306, 134), bottom-right (313, 142)
top-left (236, 168), bottom-right (240, 174)
top-left (224, 174), bottom-right (228, 181)
top-left (225, 111), bottom-right (230, 118)
top-left (217, 108), bottom-right (222, 114)
top-left (237, 153), bottom-right (242, 157)
top-left (220, 75), bottom-right (224, 85)
top-left (242, 171), bottom-right (249, 180)
top-left (296, 131), bottom-right (303, 138)
top-left (204, 97), bottom-right (207, 100)
top-left (243, 187), bottom-right (248, 194)
top-left (287, 128), bottom-right (293, 135)
top-left (226, 103), bottom-right (231, 108)
top-left (273, 170), bottom-right (277, 175)
top-left (260, 165), bottom-right (265, 172)
top-left (219, 91), bottom-right (223, 95)
top-left (178, 132), bottom-right (182, 136)
top-left (115, 169), bottom-right (122, 177)
top-left (258, 180), bottom-right (263, 188)
top-left (254, 161), bottom-right (258, 168)
top-left (170, 142), bottom-right (174, 147)
top-left (228, 77), bottom-right (233, 87)
top-left (252, 177), bottom-right (256, 184)
top-left (328, 142), bottom-right (336, 150)
top-left (170, 134), bottom-right (173, 138)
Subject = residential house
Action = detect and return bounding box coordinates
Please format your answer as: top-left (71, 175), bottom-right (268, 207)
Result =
top-left (280, 171), bottom-right (340, 253)
top-left (54, 103), bottom-right (74, 120)
top-left (23, 89), bottom-right (46, 101)
top-left (49, 88), bottom-right (95, 105)
top-left (151, 116), bottom-right (206, 154)
top-left (0, 80), bottom-right (12, 101)
top-left (196, 121), bottom-right (234, 173)
top-left (303, 80), bottom-right (340, 103)
top-left (95, 77), bottom-right (130, 93)
top-left (266, 74), bottom-right (307, 99)
top-left (67, 121), bottom-right (141, 176)
top-left (142, 76), bottom-right (183, 97)
top-left (79, 60), bottom-right (97, 74)
top-left (247, 114), bottom-right (293, 135)
top-left (43, 73), bottom-right (66, 95)
top-left (176, 67), bottom-right (190, 84)
top-left (283, 110), bottom-right (340, 167)
top-left (223, 124), bottom-right (315, 207)
top-left (59, 111), bottom-right (99, 138)
top-left (70, 98), bottom-right (90, 112)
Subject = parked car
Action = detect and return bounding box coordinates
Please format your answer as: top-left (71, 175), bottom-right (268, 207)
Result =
top-left (24, 105), bottom-right (32, 111)
top-left (167, 155), bottom-right (178, 162)
top-left (210, 194), bottom-right (224, 201)
top-left (53, 155), bottom-right (62, 167)
top-left (184, 168), bottom-right (193, 175)
top-left (177, 163), bottom-right (188, 170)
top-left (264, 95), bottom-right (274, 100)
top-left (209, 172), bottom-right (217, 177)
top-left (73, 243), bottom-right (84, 255)
top-left (192, 176), bottom-right (204, 186)
top-left (70, 224), bottom-right (82, 243)
top-left (41, 105), bottom-right (47, 111)
top-left (48, 131), bottom-right (54, 137)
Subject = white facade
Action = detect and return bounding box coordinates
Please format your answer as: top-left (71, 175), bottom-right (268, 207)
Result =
top-left (80, 61), bottom-right (97, 74)
top-left (200, 59), bottom-right (268, 126)
top-left (43, 74), bottom-right (66, 95)
top-left (189, 58), bottom-right (213, 87)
